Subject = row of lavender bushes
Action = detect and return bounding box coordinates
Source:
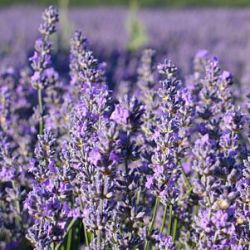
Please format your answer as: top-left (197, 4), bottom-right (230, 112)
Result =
top-left (0, 6), bottom-right (249, 250)
top-left (2, 7), bottom-right (250, 92)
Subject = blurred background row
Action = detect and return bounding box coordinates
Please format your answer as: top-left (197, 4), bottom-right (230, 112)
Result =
top-left (2, 0), bottom-right (250, 7)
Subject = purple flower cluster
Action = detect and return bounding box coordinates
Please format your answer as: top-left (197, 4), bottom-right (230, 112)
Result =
top-left (0, 5), bottom-right (249, 250)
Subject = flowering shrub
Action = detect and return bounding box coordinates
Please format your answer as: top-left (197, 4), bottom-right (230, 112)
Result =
top-left (0, 6), bottom-right (249, 250)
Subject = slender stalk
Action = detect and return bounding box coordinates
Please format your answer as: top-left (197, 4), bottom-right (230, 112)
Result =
top-left (11, 181), bottom-right (22, 228)
top-left (172, 217), bottom-right (178, 241)
top-left (98, 195), bottom-right (103, 247)
top-left (136, 188), bottom-right (141, 205)
top-left (38, 88), bottom-right (43, 134)
top-left (79, 197), bottom-right (90, 246)
top-left (192, 204), bottom-right (199, 224)
top-left (73, 222), bottom-right (81, 250)
top-left (193, 205), bottom-right (198, 216)
top-left (180, 167), bottom-right (192, 191)
top-left (144, 196), bottom-right (160, 250)
top-left (97, 229), bottom-right (101, 247)
top-left (51, 242), bottom-right (56, 250)
top-left (98, 174), bottom-right (107, 248)
top-left (124, 135), bottom-right (132, 203)
top-left (167, 204), bottom-right (173, 235)
top-left (90, 232), bottom-right (94, 242)
top-left (160, 204), bottom-right (168, 233)
top-left (149, 197), bottom-right (160, 233)
top-left (177, 241), bottom-right (182, 250)
top-left (66, 228), bottom-right (73, 250)
top-left (84, 224), bottom-right (89, 245)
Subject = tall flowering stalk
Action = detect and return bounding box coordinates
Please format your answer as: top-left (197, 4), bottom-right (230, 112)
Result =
top-left (144, 60), bottom-right (193, 248)
top-left (30, 6), bottom-right (59, 135)
top-left (191, 56), bottom-right (248, 249)
top-left (67, 30), bottom-right (122, 248)
top-left (137, 49), bottom-right (157, 108)
top-left (0, 131), bottom-right (28, 249)
top-left (0, 70), bottom-right (31, 249)
top-left (25, 6), bottom-right (71, 250)
top-left (109, 96), bottom-right (146, 249)
top-left (25, 129), bottom-right (73, 250)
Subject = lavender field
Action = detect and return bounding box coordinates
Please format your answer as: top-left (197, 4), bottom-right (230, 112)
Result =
top-left (0, 5), bottom-right (249, 250)
top-left (2, 7), bottom-right (250, 81)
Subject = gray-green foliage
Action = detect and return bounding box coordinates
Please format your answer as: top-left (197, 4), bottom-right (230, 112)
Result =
top-left (58, 0), bottom-right (73, 51)
top-left (126, 0), bottom-right (148, 51)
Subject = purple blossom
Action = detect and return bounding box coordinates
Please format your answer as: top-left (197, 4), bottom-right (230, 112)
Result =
top-left (110, 103), bottom-right (130, 124)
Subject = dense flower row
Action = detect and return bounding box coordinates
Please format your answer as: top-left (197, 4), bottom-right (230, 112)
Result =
top-left (0, 6), bottom-right (249, 250)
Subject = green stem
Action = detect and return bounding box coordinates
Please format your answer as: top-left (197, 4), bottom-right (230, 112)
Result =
top-left (193, 205), bottom-right (198, 216)
top-left (97, 227), bottom-right (101, 247)
top-left (51, 242), bottom-right (56, 250)
top-left (97, 197), bottom-right (103, 247)
top-left (144, 197), bottom-right (160, 250)
top-left (136, 188), bottom-right (141, 205)
top-left (98, 175), bottom-right (107, 248)
top-left (177, 241), bottom-right (182, 250)
top-left (180, 167), bottom-right (192, 191)
top-left (160, 204), bottom-right (168, 233)
top-left (172, 217), bottom-right (178, 241)
top-left (192, 204), bottom-right (199, 224)
top-left (66, 228), bottom-right (73, 250)
top-left (11, 181), bottom-right (22, 228)
top-left (167, 204), bottom-right (173, 235)
top-left (84, 224), bottom-right (89, 245)
top-left (38, 88), bottom-right (43, 134)
top-left (79, 200), bottom-right (90, 245)
top-left (90, 232), bottom-right (94, 242)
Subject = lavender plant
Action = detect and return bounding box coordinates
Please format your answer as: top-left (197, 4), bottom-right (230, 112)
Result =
top-left (0, 5), bottom-right (249, 250)
top-left (29, 5), bottom-right (59, 135)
